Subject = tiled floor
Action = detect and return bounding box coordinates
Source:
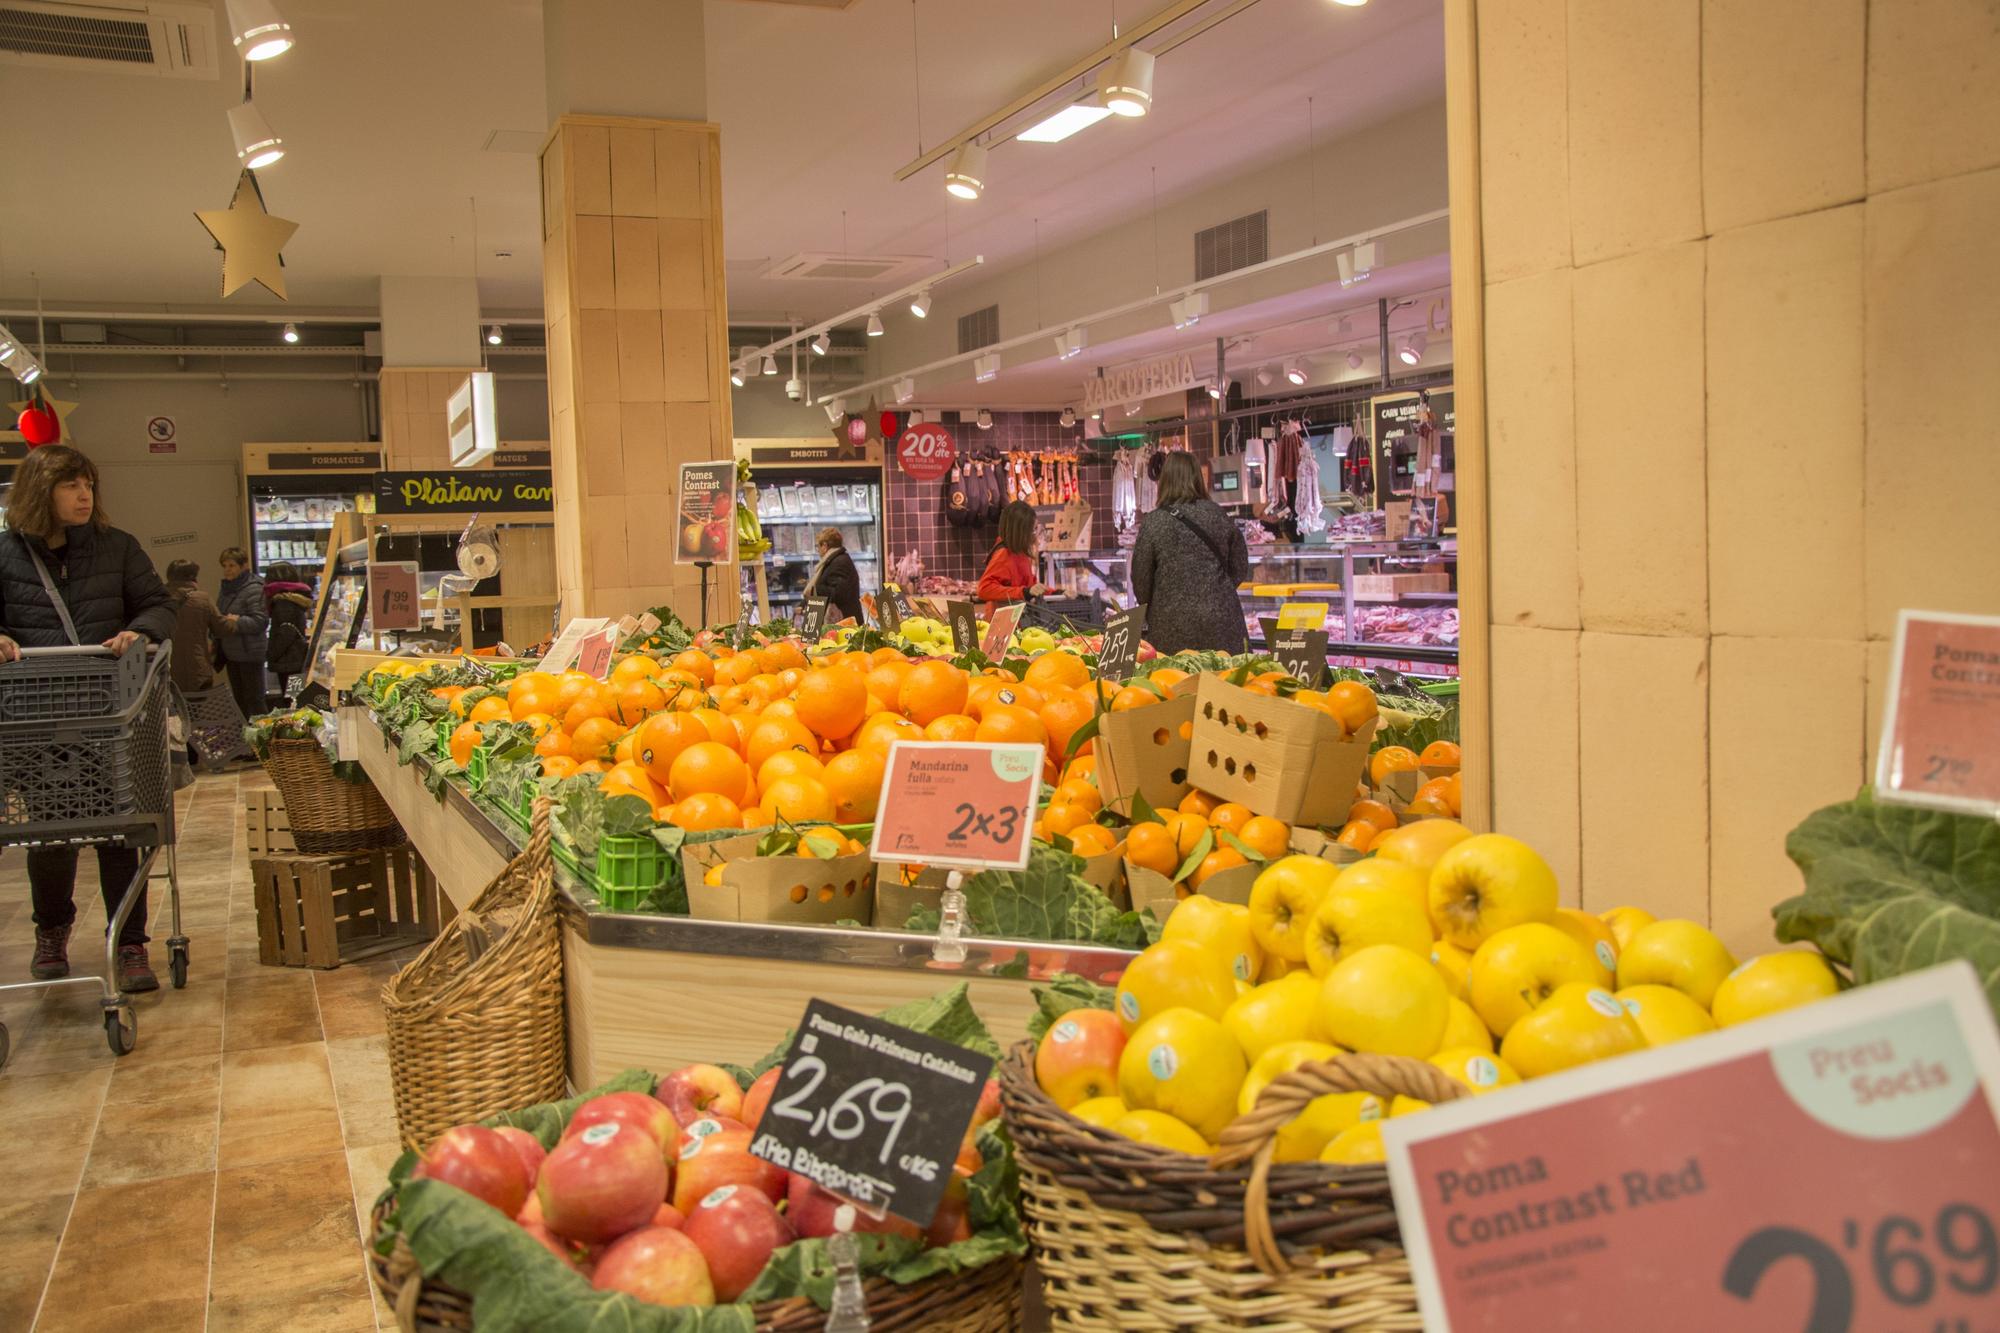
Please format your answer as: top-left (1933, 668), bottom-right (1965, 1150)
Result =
top-left (0, 771), bottom-right (417, 1332)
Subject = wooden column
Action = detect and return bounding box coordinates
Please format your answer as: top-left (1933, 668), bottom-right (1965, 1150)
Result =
top-left (539, 115), bottom-right (738, 623)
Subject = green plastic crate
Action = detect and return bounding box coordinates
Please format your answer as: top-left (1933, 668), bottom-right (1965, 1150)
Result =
top-left (466, 745), bottom-right (490, 790)
top-left (591, 833), bottom-right (670, 911)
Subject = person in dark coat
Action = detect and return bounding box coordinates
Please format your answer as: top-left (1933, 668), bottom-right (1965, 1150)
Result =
top-left (0, 444), bottom-right (176, 992)
top-left (216, 545), bottom-right (268, 721)
top-left (262, 561), bottom-right (315, 699)
top-left (163, 558), bottom-right (229, 694)
top-left (803, 527), bottom-right (865, 624)
top-left (1132, 452), bottom-right (1252, 655)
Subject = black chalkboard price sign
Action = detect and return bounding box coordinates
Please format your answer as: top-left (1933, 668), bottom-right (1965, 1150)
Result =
top-left (877, 582), bottom-right (908, 634)
top-left (1097, 604), bottom-right (1146, 683)
top-left (747, 1000), bottom-right (993, 1225)
top-left (946, 599), bottom-right (980, 656)
top-left (796, 596), bottom-right (831, 641)
top-left (1261, 618), bottom-right (1330, 688)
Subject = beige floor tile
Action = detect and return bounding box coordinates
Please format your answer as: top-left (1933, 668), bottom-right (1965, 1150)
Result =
top-left (34, 1171), bottom-right (213, 1332)
top-left (345, 1141), bottom-right (405, 1328)
top-left (0, 1192), bottom-right (75, 1331)
top-left (209, 1150), bottom-right (377, 1333)
top-left (223, 970), bottom-right (322, 1051)
top-left (83, 1054), bottom-right (221, 1188)
top-left (326, 1035), bottom-right (400, 1150)
top-left (219, 1041), bottom-right (343, 1170)
top-left (0, 1066), bottom-right (111, 1194)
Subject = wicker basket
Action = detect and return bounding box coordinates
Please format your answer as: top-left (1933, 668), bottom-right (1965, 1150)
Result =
top-left (262, 736), bottom-right (404, 854)
top-left (366, 1200), bottom-right (1022, 1332)
top-left (383, 796), bottom-right (567, 1151)
top-left (998, 1038), bottom-right (1469, 1330)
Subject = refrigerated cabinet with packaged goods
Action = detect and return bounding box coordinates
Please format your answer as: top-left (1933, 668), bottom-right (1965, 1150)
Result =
top-left (242, 444), bottom-right (380, 572)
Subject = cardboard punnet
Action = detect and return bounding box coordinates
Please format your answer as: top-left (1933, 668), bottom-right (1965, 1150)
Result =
top-left (1093, 677), bottom-right (1200, 815)
top-left (1286, 826), bottom-right (1368, 866)
top-left (680, 832), bottom-right (876, 926)
top-left (1124, 854), bottom-right (1262, 925)
top-left (1187, 676), bottom-right (1375, 826)
top-left (1075, 844), bottom-right (1128, 908)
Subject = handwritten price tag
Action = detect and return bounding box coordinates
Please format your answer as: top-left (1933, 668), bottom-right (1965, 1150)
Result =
top-left (796, 596), bottom-right (831, 642)
top-left (366, 561), bottom-right (420, 631)
top-left (868, 741), bottom-right (1043, 870)
top-left (1098, 604), bottom-right (1146, 683)
top-left (946, 600), bottom-right (980, 656)
top-left (1877, 610), bottom-right (2000, 817)
top-left (981, 603), bottom-right (1023, 660)
top-left (1260, 618), bottom-right (1328, 687)
top-left (878, 583), bottom-right (907, 634)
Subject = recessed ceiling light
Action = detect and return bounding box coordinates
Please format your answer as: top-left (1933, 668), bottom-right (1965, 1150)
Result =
top-left (810, 330), bottom-right (830, 356)
top-left (1018, 99), bottom-right (1114, 144)
top-left (761, 353), bottom-right (778, 376)
top-left (909, 290), bottom-right (932, 319)
top-left (227, 0), bottom-right (294, 60)
top-left (1330, 0), bottom-right (1369, 7)
top-left (1098, 47), bottom-right (1155, 117)
top-left (944, 142), bottom-right (987, 199)
top-left (227, 100), bottom-right (284, 169)
top-left (866, 311), bottom-right (885, 337)
top-left (1284, 359), bottom-right (1307, 386)
top-left (485, 324), bottom-right (502, 346)
top-left (281, 322), bottom-right (299, 344)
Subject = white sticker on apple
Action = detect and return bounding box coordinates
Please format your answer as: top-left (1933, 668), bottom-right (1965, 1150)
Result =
top-left (580, 1122), bottom-right (620, 1145)
top-left (700, 1185), bottom-right (737, 1209)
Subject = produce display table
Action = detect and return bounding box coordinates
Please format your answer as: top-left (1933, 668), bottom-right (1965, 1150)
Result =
top-left (340, 706), bottom-right (1132, 1087)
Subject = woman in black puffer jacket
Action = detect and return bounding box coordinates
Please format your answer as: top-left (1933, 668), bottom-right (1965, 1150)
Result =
top-left (0, 444), bottom-right (176, 993)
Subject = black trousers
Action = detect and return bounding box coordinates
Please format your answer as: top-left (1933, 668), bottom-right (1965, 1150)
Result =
top-left (29, 844), bottom-right (147, 946)
top-left (225, 658), bottom-right (267, 721)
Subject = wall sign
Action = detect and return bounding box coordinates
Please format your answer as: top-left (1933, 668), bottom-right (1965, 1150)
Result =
top-left (749, 440), bottom-right (875, 466)
top-left (748, 998), bottom-right (993, 1225)
top-left (869, 741), bottom-right (1043, 871)
top-left (1383, 962), bottom-right (2000, 1333)
top-left (1082, 352), bottom-right (1199, 413)
top-left (1876, 609), bottom-right (2000, 816)
top-left (896, 423), bottom-right (957, 481)
top-left (267, 449), bottom-right (382, 471)
top-left (675, 459), bottom-right (737, 564)
top-left (373, 469), bottom-right (553, 514)
top-left (146, 416), bottom-right (177, 454)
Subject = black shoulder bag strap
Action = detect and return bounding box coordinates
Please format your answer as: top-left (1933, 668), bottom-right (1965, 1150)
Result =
top-left (1168, 507), bottom-right (1236, 588)
top-left (19, 533), bottom-right (82, 646)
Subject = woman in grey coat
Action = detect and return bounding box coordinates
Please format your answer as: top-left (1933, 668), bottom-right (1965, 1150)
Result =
top-left (1131, 452), bottom-right (1251, 655)
top-left (216, 546), bottom-right (268, 720)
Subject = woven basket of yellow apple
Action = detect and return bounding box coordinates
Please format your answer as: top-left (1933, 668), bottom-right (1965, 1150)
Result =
top-left (997, 672), bottom-right (1841, 1330)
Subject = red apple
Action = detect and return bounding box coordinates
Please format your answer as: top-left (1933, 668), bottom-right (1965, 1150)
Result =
top-left (671, 1128), bottom-right (787, 1215)
top-left (522, 1221), bottom-right (583, 1273)
top-left (538, 1121), bottom-right (668, 1244)
top-left (592, 1226), bottom-right (714, 1307)
top-left (567, 1091), bottom-right (680, 1163)
top-left (673, 1114), bottom-right (748, 1157)
top-left (925, 1171), bottom-right (974, 1249)
top-left (518, 1191), bottom-right (545, 1227)
top-left (682, 1183), bottom-right (797, 1302)
top-left (494, 1126), bottom-right (548, 1184)
top-left (658, 1064), bottom-right (744, 1127)
top-left (784, 1174), bottom-right (922, 1243)
top-left (414, 1125), bottom-right (530, 1217)
top-left (970, 1078), bottom-right (1002, 1131)
top-left (651, 1202), bottom-right (685, 1229)
top-left (1033, 1008), bottom-right (1126, 1109)
top-left (739, 1068), bottom-right (782, 1133)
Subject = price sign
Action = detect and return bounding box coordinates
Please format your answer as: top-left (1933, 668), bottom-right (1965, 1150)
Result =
top-left (1383, 962), bottom-right (2000, 1333)
top-left (1876, 609), bottom-right (2000, 816)
top-left (1098, 604), bottom-right (1146, 683)
top-left (1260, 618), bottom-right (1328, 687)
top-left (877, 583), bottom-right (907, 634)
top-left (796, 596), bottom-right (831, 642)
top-left (946, 600), bottom-right (980, 656)
top-left (748, 999), bottom-right (993, 1225)
top-left (896, 422), bottom-right (957, 482)
top-left (576, 625), bottom-right (619, 680)
top-left (366, 561), bottom-right (420, 631)
top-left (981, 602), bottom-right (1023, 660)
top-left (537, 617), bottom-right (610, 674)
top-left (868, 741), bottom-right (1043, 870)
top-left (1277, 600), bottom-right (1327, 632)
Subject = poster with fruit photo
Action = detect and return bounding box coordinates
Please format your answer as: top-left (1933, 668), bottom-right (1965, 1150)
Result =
top-left (675, 460), bottom-right (737, 565)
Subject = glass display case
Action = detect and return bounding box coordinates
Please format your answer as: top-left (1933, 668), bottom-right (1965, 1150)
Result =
top-left (249, 479), bottom-right (370, 571)
top-left (741, 470), bottom-right (882, 619)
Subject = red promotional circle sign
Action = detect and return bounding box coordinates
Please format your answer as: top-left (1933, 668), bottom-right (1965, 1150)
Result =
top-left (897, 423), bottom-right (956, 481)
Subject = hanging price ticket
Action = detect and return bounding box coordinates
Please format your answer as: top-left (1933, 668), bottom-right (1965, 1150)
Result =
top-left (868, 741), bottom-right (1042, 870)
top-left (1876, 610), bottom-right (2000, 816)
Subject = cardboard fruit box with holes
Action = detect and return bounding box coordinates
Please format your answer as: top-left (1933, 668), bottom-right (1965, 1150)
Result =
top-left (1124, 854), bottom-right (1260, 928)
top-left (678, 832), bottom-right (876, 926)
top-left (1092, 676), bottom-right (1201, 816)
top-left (1186, 675), bottom-right (1375, 827)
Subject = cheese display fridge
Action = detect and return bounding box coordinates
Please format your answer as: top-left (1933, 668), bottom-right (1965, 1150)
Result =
top-left (242, 444), bottom-right (380, 571)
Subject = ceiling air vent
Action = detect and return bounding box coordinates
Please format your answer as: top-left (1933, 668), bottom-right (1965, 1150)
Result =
top-left (957, 305), bottom-right (999, 355)
top-left (1194, 209), bottom-right (1268, 282)
top-left (0, 0), bottom-right (216, 78)
top-left (761, 252), bottom-right (933, 284)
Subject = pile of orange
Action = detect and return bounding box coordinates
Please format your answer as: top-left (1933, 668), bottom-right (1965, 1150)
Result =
top-left (1325, 738), bottom-right (1464, 849)
top-left (1111, 788), bottom-right (1293, 900)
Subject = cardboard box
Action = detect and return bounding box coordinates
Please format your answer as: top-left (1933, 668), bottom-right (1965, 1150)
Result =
top-left (1094, 678), bottom-right (1200, 816)
top-left (680, 832), bottom-right (876, 926)
top-left (1077, 845), bottom-right (1128, 908)
top-left (1384, 501), bottom-right (1412, 541)
top-left (1123, 856), bottom-right (1263, 927)
top-left (1186, 676), bottom-right (1375, 827)
top-left (1352, 572), bottom-right (1452, 602)
top-left (1374, 762), bottom-right (1461, 820)
top-left (1287, 826), bottom-right (1367, 866)
top-left (873, 867), bottom-right (945, 930)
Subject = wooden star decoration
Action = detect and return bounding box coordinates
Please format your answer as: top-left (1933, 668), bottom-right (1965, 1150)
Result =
top-left (8, 394), bottom-right (80, 440)
top-left (194, 170), bottom-right (298, 300)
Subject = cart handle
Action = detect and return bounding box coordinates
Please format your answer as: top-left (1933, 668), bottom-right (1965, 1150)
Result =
top-left (12, 644), bottom-right (162, 658)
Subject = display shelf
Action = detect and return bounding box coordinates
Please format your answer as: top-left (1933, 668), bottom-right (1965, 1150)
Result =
top-left (764, 553), bottom-right (880, 566)
top-left (757, 512), bottom-right (877, 526)
top-left (259, 520), bottom-right (339, 532)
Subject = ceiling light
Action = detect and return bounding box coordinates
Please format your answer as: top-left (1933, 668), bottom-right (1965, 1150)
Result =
top-left (909, 290), bottom-right (932, 319)
top-left (944, 142), bottom-right (987, 200)
top-left (810, 330), bottom-right (830, 356)
top-left (1284, 359), bottom-right (1307, 386)
top-left (976, 409), bottom-right (994, 430)
top-left (973, 352), bottom-right (1001, 383)
top-left (866, 311), bottom-right (885, 337)
top-left (1089, 408), bottom-right (1102, 420)
top-left (1346, 348), bottom-right (1364, 370)
top-left (282, 322), bottom-right (299, 344)
top-left (0, 326), bottom-right (44, 386)
top-left (484, 324), bottom-right (501, 346)
top-left (761, 353), bottom-right (778, 376)
top-left (1059, 407), bottom-right (1077, 428)
top-left (227, 100), bottom-right (284, 169)
top-left (729, 364), bottom-right (746, 387)
top-left (1331, 0), bottom-right (1369, 8)
top-left (1170, 292), bottom-right (1208, 330)
top-left (227, 0), bottom-right (294, 60)
top-left (1018, 99), bottom-right (1114, 143)
top-left (1399, 332), bottom-right (1427, 365)
top-left (1055, 326), bottom-right (1088, 361)
top-left (1098, 47), bottom-right (1155, 117)
top-left (893, 377), bottom-right (916, 404)
top-left (825, 398), bottom-right (847, 423)
top-left (1208, 377), bottom-right (1231, 399)
top-left (1255, 366), bottom-right (1275, 388)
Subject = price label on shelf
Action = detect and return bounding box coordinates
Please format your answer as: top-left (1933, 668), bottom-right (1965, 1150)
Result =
top-left (366, 561), bottom-right (420, 631)
top-left (877, 582), bottom-right (907, 634)
top-left (575, 625), bottom-right (620, 680)
top-left (1277, 600), bottom-right (1326, 631)
top-left (1876, 609), bottom-right (2000, 817)
top-left (1383, 962), bottom-right (2000, 1333)
top-left (1097, 604), bottom-right (1146, 683)
top-left (749, 998), bottom-right (993, 1226)
top-left (539, 617), bottom-right (610, 674)
top-left (1259, 618), bottom-right (1328, 687)
top-left (869, 741), bottom-right (1042, 870)
top-left (981, 603), bottom-right (1023, 660)
top-left (796, 596), bottom-right (831, 642)
top-left (946, 600), bottom-right (980, 656)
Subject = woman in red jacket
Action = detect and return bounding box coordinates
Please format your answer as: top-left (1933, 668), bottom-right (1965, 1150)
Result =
top-left (977, 500), bottom-right (1047, 614)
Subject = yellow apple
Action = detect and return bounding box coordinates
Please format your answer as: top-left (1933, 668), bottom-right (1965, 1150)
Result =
top-left (1318, 1121), bottom-right (1386, 1165)
top-left (1314, 944), bottom-right (1450, 1059)
top-left (1427, 834), bottom-right (1560, 949)
top-left (1109, 1109), bottom-right (1210, 1154)
top-left (1615, 919), bottom-right (1737, 1009)
top-left (1440, 997), bottom-right (1495, 1053)
top-left (1258, 951), bottom-right (1307, 983)
top-left (1326, 857), bottom-right (1433, 925)
top-left (1302, 881), bottom-right (1433, 976)
top-left (1431, 939), bottom-right (1474, 1001)
top-left (1236, 1039), bottom-right (1382, 1161)
top-left (1598, 905), bottom-right (1657, 952)
top-left (1161, 893), bottom-right (1264, 984)
top-left (1393, 1047), bottom-right (1522, 1116)
top-left (1549, 908), bottom-right (1621, 983)
top-left (1246, 855), bottom-right (1338, 964)
top-left (1069, 1096), bottom-right (1128, 1129)
top-left (1500, 984), bottom-right (1649, 1079)
top-left (1115, 939), bottom-right (1239, 1032)
top-left (1117, 1007), bottom-right (1247, 1142)
top-left (1614, 984), bottom-right (1717, 1046)
top-left (1711, 952), bottom-right (1840, 1027)
top-left (1467, 922), bottom-right (1603, 1037)
top-left (1222, 972), bottom-right (1321, 1064)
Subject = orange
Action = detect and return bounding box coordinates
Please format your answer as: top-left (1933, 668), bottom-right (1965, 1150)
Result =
top-left (614, 729), bottom-right (638, 766)
top-left (1110, 685), bottom-right (1159, 711)
top-left (669, 792), bottom-right (742, 832)
top-left (852, 713), bottom-right (923, 757)
top-left (823, 749), bottom-right (886, 823)
top-left (432, 685), bottom-right (467, 705)
top-left (746, 673), bottom-right (788, 705)
top-left (509, 684), bottom-right (557, 721)
top-left (569, 716), bottom-right (625, 763)
top-left (869, 646), bottom-right (907, 667)
top-left (1039, 692), bottom-right (1096, 762)
top-left (761, 775), bottom-right (836, 824)
top-left (690, 707), bottom-right (740, 750)
top-left (1406, 791), bottom-right (1455, 819)
top-left (670, 651), bottom-right (716, 686)
top-left (563, 688), bottom-right (613, 733)
top-left (1068, 823), bottom-right (1119, 857)
top-left (1148, 667), bottom-right (1190, 690)
top-left (507, 670), bottom-right (559, 705)
top-left (1189, 847), bottom-right (1248, 890)
top-left (635, 712), bottom-right (708, 787)
top-left (574, 759), bottom-right (606, 775)
top-left (975, 705), bottom-right (1047, 747)
top-left (1062, 755), bottom-right (1098, 785)
top-left (758, 750), bottom-right (826, 790)
top-left (601, 760), bottom-right (664, 804)
top-left (1054, 779), bottom-right (1103, 815)
top-left (1419, 740), bottom-right (1463, 768)
top-left (1209, 802), bottom-right (1253, 835)
top-left (1324, 681), bottom-right (1379, 735)
top-left (897, 660), bottom-right (969, 725)
top-left (714, 654), bottom-right (761, 688)
top-left (517, 712), bottom-right (558, 740)
top-left (864, 661), bottom-right (915, 711)
top-left (612, 677), bottom-right (667, 726)
top-left (1023, 650), bottom-right (1089, 692)
top-left (1236, 815), bottom-right (1290, 861)
top-left (1042, 802), bottom-right (1093, 838)
top-left (765, 640), bottom-right (809, 673)
top-left (923, 713), bottom-right (979, 742)
top-left (1178, 789), bottom-right (1221, 819)
top-left (715, 684), bottom-right (757, 715)
top-left (1160, 809), bottom-right (1210, 859)
top-left (468, 695), bottom-right (511, 725)
top-left (449, 720), bottom-right (481, 768)
top-left (1126, 822), bottom-right (1179, 875)
top-left (1369, 746), bottom-right (1421, 787)
top-left (988, 681), bottom-right (1045, 715)
top-left (745, 715), bottom-right (818, 773)
top-left (539, 754), bottom-right (579, 780)
top-left (1347, 799), bottom-right (1399, 834)
top-left (1335, 820), bottom-right (1375, 851)
top-left (534, 727), bottom-right (573, 761)
top-left (793, 668), bottom-right (869, 741)
top-left (551, 672), bottom-right (595, 711)
top-left (669, 741), bottom-right (752, 804)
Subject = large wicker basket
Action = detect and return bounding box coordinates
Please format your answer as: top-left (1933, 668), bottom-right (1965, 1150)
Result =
top-left (383, 796), bottom-right (567, 1151)
top-left (998, 1038), bottom-right (1469, 1330)
top-left (367, 1201), bottom-right (1022, 1332)
top-left (262, 735), bottom-right (404, 853)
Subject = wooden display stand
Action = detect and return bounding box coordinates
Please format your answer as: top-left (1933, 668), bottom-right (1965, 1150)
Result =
top-left (251, 844), bottom-right (439, 969)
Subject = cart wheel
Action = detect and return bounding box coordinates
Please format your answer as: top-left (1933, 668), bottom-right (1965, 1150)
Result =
top-left (169, 941), bottom-right (190, 990)
top-left (104, 1006), bottom-right (136, 1057)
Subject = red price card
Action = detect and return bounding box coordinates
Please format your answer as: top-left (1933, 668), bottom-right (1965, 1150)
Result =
top-left (1877, 610), bottom-right (2000, 817)
top-left (982, 603), bottom-right (1024, 660)
top-left (1383, 963), bottom-right (2000, 1333)
top-left (897, 423), bottom-right (956, 481)
top-left (868, 741), bottom-right (1043, 870)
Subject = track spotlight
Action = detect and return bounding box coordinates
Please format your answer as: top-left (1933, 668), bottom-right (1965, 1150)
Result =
top-left (1346, 348), bottom-right (1364, 370)
top-left (227, 100), bottom-right (284, 168)
top-left (282, 322), bottom-right (299, 344)
top-left (1283, 359), bottom-right (1307, 386)
top-left (1208, 377), bottom-right (1231, 400)
top-left (1059, 407), bottom-right (1077, 428)
top-left (893, 377), bottom-right (916, 405)
top-left (810, 330), bottom-right (830, 356)
top-left (866, 311), bottom-right (885, 337)
top-left (825, 398), bottom-right (847, 423)
top-left (976, 409), bottom-right (994, 430)
top-left (973, 352), bottom-right (1001, 383)
top-left (1098, 47), bottom-right (1155, 117)
top-left (909, 290), bottom-right (932, 319)
top-left (1169, 292), bottom-right (1208, 330)
top-left (729, 364), bottom-right (745, 387)
top-left (944, 142), bottom-right (987, 200)
top-left (0, 325), bottom-right (45, 386)
top-left (761, 353), bottom-right (778, 376)
top-left (227, 0), bottom-right (294, 60)
top-left (908, 409), bottom-right (926, 426)
top-left (1055, 327), bottom-right (1088, 361)
top-left (1398, 332), bottom-right (1427, 365)
top-left (1089, 408), bottom-right (1102, 420)
top-left (1256, 366), bottom-right (1275, 388)
top-left (484, 324), bottom-right (502, 346)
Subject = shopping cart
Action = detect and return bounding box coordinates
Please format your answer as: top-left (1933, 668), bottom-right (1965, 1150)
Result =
top-left (181, 681), bottom-right (256, 771)
top-left (0, 644), bottom-right (186, 1068)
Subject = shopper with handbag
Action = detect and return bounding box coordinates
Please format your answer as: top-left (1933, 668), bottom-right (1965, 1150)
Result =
top-left (977, 500), bottom-right (1049, 615)
top-left (263, 560), bottom-right (315, 700)
top-left (216, 545), bottom-right (268, 722)
top-left (0, 444), bottom-right (176, 991)
top-left (1132, 452), bottom-right (1251, 654)
top-left (802, 528), bottom-right (864, 624)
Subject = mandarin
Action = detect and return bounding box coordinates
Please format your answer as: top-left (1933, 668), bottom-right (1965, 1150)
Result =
top-left (923, 714), bottom-right (980, 742)
top-left (569, 716), bottom-right (624, 762)
top-left (976, 704), bottom-right (1047, 747)
top-left (823, 749), bottom-right (886, 823)
top-left (898, 659), bottom-right (969, 725)
top-left (635, 712), bottom-right (707, 786)
top-left (1236, 815), bottom-right (1290, 860)
top-left (1126, 822), bottom-right (1180, 875)
top-left (761, 776), bottom-right (837, 824)
top-left (669, 792), bottom-right (741, 832)
top-left (668, 741), bottom-right (752, 804)
top-left (793, 668), bottom-right (869, 741)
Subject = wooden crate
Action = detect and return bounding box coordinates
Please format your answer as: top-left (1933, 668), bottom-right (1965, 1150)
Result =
top-left (251, 845), bottom-right (439, 969)
top-left (244, 789), bottom-right (297, 857)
